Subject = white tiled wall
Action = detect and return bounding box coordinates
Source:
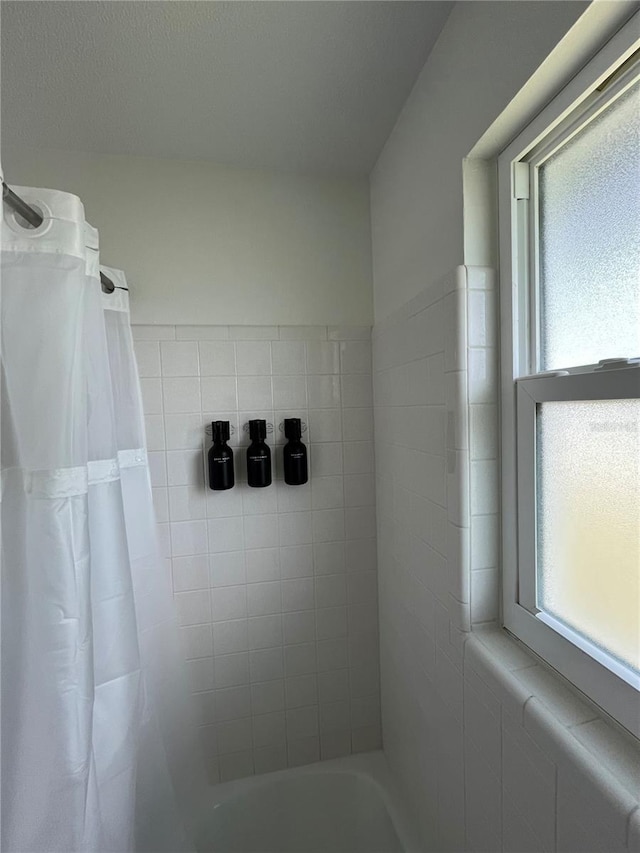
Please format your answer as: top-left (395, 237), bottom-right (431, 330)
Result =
top-left (133, 323), bottom-right (381, 783)
top-left (373, 266), bottom-right (640, 853)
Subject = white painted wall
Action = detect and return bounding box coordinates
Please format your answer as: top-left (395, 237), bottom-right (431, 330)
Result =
top-left (3, 147), bottom-right (373, 327)
top-left (370, 0), bottom-right (588, 322)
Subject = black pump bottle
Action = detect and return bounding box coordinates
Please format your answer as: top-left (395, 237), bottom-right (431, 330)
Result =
top-left (208, 421), bottom-right (235, 490)
top-left (283, 418), bottom-right (308, 486)
top-left (247, 420), bottom-right (272, 488)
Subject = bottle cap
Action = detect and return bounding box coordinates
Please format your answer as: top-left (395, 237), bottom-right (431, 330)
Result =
top-left (212, 420), bottom-right (230, 442)
top-left (249, 419), bottom-right (267, 441)
top-left (284, 418), bottom-right (302, 440)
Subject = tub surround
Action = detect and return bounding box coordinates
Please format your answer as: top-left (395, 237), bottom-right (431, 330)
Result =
top-left (134, 323), bottom-right (380, 782)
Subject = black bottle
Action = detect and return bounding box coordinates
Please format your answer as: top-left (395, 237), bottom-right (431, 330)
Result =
top-left (283, 418), bottom-right (308, 486)
top-left (208, 421), bottom-right (234, 490)
top-left (247, 420), bottom-right (272, 488)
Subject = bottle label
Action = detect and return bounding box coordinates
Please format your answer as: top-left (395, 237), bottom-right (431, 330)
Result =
top-left (213, 456), bottom-right (230, 464)
top-left (290, 452), bottom-right (304, 459)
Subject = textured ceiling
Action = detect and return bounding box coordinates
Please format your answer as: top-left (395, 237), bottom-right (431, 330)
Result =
top-left (1, 1), bottom-right (452, 176)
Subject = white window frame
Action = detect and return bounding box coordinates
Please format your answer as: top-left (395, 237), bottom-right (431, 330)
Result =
top-left (499, 14), bottom-right (640, 738)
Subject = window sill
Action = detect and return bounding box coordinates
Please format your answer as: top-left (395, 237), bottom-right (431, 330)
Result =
top-left (464, 626), bottom-right (640, 845)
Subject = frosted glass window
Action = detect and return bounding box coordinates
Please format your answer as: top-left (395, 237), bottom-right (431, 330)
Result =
top-left (536, 399), bottom-right (640, 672)
top-left (539, 80), bottom-right (640, 370)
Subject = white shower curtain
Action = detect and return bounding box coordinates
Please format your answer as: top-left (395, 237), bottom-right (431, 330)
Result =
top-left (1, 188), bottom-right (205, 852)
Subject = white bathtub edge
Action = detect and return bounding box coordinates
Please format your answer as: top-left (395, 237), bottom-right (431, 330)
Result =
top-left (203, 751), bottom-right (422, 852)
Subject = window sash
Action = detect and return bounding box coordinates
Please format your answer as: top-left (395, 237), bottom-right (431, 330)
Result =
top-left (515, 366), bottom-right (640, 614)
top-left (521, 64), bottom-right (640, 374)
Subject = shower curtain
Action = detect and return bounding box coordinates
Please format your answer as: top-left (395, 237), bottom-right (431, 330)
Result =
top-left (1, 187), bottom-right (205, 852)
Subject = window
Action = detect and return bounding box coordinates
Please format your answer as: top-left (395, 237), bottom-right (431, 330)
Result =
top-left (499, 17), bottom-right (640, 736)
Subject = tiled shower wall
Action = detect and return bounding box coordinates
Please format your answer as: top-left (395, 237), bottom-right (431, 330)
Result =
top-left (373, 267), bottom-right (640, 853)
top-left (373, 265), bottom-right (499, 849)
top-left (133, 324), bottom-right (381, 783)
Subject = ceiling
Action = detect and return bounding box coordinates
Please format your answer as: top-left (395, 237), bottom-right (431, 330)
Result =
top-left (0, 1), bottom-right (452, 176)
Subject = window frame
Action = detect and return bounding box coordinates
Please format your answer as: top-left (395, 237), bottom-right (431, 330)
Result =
top-left (498, 14), bottom-right (640, 738)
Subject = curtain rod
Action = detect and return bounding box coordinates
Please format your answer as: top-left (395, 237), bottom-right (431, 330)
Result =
top-left (2, 181), bottom-right (118, 294)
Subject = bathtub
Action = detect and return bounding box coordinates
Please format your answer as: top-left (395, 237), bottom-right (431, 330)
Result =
top-left (195, 752), bottom-right (419, 853)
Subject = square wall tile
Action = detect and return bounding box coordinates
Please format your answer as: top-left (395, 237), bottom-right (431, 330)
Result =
top-left (168, 486), bottom-right (207, 521)
top-left (244, 514), bottom-right (279, 550)
top-left (214, 653), bottom-right (250, 689)
top-left (172, 555), bottom-right (209, 592)
top-left (306, 342), bottom-right (340, 375)
top-left (309, 409), bottom-right (342, 443)
top-left (237, 376), bottom-right (273, 410)
top-left (339, 341), bottom-right (372, 374)
top-left (212, 585), bottom-right (247, 622)
top-left (165, 413), bottom-right (204, 450)
top-left (161, 341), bottom-right (199, 377)
top-left (307, 375), bottom-right (341, 408)
top-left (216, 717), bottom-right (252, 754)
top-left (286, 705), bottom-right (319, 739)
top-left (210, 551), bottom-right (247, 587)
top-left (272, 376), bottom-right (307, 409)
top-left (311, 443), bottom-right (343, 476)
top-left (199, 342), bottom-right (236, 376)
top-left (182, 624), bottom-right (213, 659)
top-left (213, 620), bottom-right (249, 655)
top-left (248, 614), bottom-right (283, 650)
top-left (315, 574), bottom-right (347, 609)
top-left (314, 542), bottom-right (346, 575)
top-left (247, 581), bottom-right (282, 617)
top-left (343, 442), bottom-right (374, 475)
top-left (312, 476), bottom-right (345, 510)
top-left (175, 590), bottom-right (211, 626)
top-left (171, 520), bottom-right (208, 557)
top-left (251, 680), bottom-right (286, 715)
top-left (201, 376), bottom-right (238, 412)
top-left (249, 648), bottom-right (284, 683)
top-left (167, 450), bottom-right (204, 486)
top-left (312, 509), bottom-right (345, 543)
top-left (288, 736), bottom-right (320, 767)
top-left (246, 548), bottom-right (280, 583)
top-left (341, 375), bottom-right (373, 408)
top-left (282, 578), bottom-right (315, 612)
top-left (252, 711), bottom-right (286, 748)
top-left (286, 674), bottom-right (319, 709)
top-left (208, 516), bottom-right (244, 553)
top-left (280, 544), bottom-right (314, 579)
top-left (163, 378), bottom-right (201, 413)
top-left (271, 341), bottom-right (306, 375)
top-left (279, 512), bottom-right (313, 547)
top-left (236, 342), bottom-right (272, 376)
top-left (283, 611), bottom-right (316, 646)
top-left (215, 685), bottom-right (251, 721)
top-left (342, 408), bottom-right (374, 442)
